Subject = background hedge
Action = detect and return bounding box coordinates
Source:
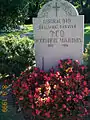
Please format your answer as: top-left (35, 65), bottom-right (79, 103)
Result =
top-left (0, 35), bottom-right (35, 77)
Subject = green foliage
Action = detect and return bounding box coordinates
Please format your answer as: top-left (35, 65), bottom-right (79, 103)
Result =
top-left (68, 0), bottom-right (90, 23)
top-left (0, 0), bottom-right (29, 31)
top-left (6, 24), bottom-right (34, 39)
top-left (84, 42), bottom-right (90, 71)
top-left (0, 35), bottom-right (35, 77)
top-left (26, 0), bottom-right (50, 23)
top-left (29, 0), bottom-right (49, 16)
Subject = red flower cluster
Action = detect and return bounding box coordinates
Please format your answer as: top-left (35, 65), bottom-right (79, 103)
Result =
top-left (12, 59), bottom-right (89, 120)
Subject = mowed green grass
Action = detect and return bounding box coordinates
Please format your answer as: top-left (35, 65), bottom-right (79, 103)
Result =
top-left (84, 24), bottom-right (90, 49)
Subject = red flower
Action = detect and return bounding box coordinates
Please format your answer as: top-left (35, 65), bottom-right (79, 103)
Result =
top-left (62, 104), bottom-right (66, 109)
top-left (66, 108), bottom-right (70, 112)
top-left (68, 59), bottom-right (72, 63)
top-left (36, 109), bottom-right (41, 115)
top-left (78, 95), bottom-right (83, 100)
top-left (46, 97), bottom-right (50, 103)
top-left (66, 96), bottom-right (71, 101)
top-left (31, 104), bottom-right (34, 109)
top-left (56, 72), bottom-right (60, 76)
top-left (28, 94), bottom-right (33, 99)
top-left (34, 93), bottom-right (39, 98)
top-left (12, 59), bottom-right (88, 120)
top-left (45, 112), bottom-right (50, 118)
top-left (83, 81), bottom-right (87, 86)
top-left (84, 87), bottom-right (89, 95)
top-left (35, 88), bottom-right (40, 93)
top-left (34, 67), bottom-right (39, 71)
top-left (72, 91), bottom-right (75, 95)
top-left (19, 96), bottom-right (24, 101)
top-left (80, 65), bottom-right (86, 71)
top-left (66, 91), bottom-right (70, 95)
top-left (66, 81), bottom-right (69, 86)
top-left (73, 98), bottom-right (78, 103)
top-left (59, 113), bottom-right (63, 118)
top-left (35, 82), bottom-right (38, 86)
top-left (22, 82), bottom-right (28, 90)
top-left (75, 60), bottom-right (79, 64)
top-left (15, 102), bottom-right (18, 104)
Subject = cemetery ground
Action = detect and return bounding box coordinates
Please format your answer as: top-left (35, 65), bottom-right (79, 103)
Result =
top-left (0, 24), bottom-right (90, 120)
top-left (84, 24), bottom-right (90, 49)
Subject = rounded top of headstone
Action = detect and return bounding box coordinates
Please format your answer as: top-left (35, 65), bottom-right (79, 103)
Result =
top-left (38, 0), bottom-right (79, 18)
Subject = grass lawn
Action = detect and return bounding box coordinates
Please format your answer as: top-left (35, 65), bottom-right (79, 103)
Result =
top-left (84, 24), bottom-right (90, 49)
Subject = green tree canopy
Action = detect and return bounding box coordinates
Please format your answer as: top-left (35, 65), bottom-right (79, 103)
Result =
top-left (68, 0), bottom-right (90, 23)
top-left (0, 0), bottom-right (29, 31)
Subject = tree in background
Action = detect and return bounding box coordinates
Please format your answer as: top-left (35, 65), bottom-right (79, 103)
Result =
top-left (80, 0), bottom-right (90, 23)
top-left (0, 0), bottom-right (50, 28)
top-left (68, 0), bottom-right (90, 23)
top-left (25, 0), bottom-right (50, 24)
top-left (0, 0), bottom-right (29, 31)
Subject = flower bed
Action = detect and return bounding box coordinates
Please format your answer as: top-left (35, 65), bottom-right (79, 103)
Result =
top-left (12, 59), bottom-right (89, 120)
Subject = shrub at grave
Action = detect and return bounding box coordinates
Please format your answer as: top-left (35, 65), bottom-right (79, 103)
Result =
top-left (0, 36), bottom-right (35, 78)
top-left (12, 59), bottom-right (89, 120)
top-left (83, 42), bottom-right (90, 72)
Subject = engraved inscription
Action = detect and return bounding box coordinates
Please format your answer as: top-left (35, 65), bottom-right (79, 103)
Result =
top-left (50, 30), bottom-right (64, 37)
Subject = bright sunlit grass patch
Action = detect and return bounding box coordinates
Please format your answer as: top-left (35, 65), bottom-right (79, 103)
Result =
top-left (84, 24), bottom-right (90, 35)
